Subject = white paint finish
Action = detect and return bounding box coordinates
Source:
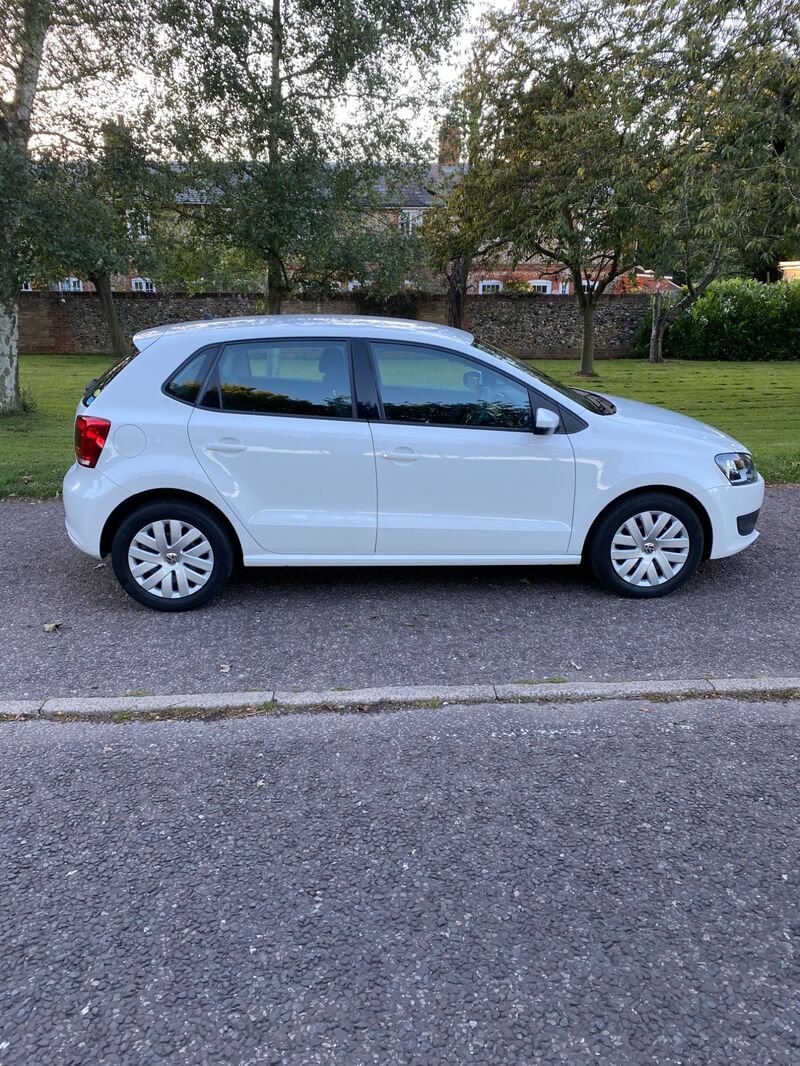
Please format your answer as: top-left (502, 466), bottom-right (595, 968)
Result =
top-left (112, 424), bottom-right (146, 458)
top-left (187, 408), bottom-right (378, 554)
top-left (369, 421), bottom-right (575, 555)
top-left (61, 315), bottom-right (764, 587)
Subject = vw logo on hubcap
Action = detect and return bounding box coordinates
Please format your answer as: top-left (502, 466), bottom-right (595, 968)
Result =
top-left (165, 551), bottom-right (179, 564)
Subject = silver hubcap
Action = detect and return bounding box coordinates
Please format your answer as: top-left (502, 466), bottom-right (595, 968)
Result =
top-left (128, 520), bottom-right (214, 599)
top-left (610, 510), bottom-right (690, 587)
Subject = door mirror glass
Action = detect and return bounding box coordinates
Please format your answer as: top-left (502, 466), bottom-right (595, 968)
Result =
top-left (534, 407), bottom-right (561, 435)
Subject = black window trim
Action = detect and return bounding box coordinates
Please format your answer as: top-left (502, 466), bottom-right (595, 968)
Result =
top-left (161, 344), bottom-right (221, 408)
top-left (364, 338), bottom-right (584, 434)
top-left (192, 336), bottom-right (360, 423)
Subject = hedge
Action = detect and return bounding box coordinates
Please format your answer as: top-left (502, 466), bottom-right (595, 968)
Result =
top-left (635, 278), bottom-right (800, 361)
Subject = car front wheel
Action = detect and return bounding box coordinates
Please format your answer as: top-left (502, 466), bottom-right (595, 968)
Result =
top-left (110, 500), bottom-right (234, 611)
top-left (588, 492), bottom-right (704, 598)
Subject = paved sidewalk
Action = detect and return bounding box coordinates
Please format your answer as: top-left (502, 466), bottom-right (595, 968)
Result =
top-left (1, 487), bottom-right (798, 698)
top-left (2, 698), bottom-right (799, 1064)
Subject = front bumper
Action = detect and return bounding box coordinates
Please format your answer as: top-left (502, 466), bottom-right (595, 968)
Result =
top-left (703, 474), bottom-right (765, 560)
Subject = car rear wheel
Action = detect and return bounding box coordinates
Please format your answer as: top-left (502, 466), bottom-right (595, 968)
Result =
top-left (588, 492), bottom-right (704, 598)
top-left (111, 501), bottom-right (234, 611)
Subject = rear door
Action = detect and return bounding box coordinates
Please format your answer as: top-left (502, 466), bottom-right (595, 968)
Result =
top-left (187, 338), bottom-right (377, 555)
top-left (367, 341), bottom-right (576, 557)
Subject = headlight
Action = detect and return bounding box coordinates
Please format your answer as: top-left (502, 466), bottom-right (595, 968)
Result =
top-left (715, 452), bottom-right (756, 485)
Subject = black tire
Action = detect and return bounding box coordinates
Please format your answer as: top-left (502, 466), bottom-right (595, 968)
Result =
top-left (588, 492), bottom-right (704, 599)
top-left (111, 500), bottom-right (234, 611)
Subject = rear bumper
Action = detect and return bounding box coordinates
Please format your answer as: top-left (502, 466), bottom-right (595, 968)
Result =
top-left (703, 475), bottom-right (765, 560)
top-left (63, 464), bottom-right (126, 558)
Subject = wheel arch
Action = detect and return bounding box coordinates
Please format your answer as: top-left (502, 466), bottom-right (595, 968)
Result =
top-left (99, 488), bottom-right (244, 565)
top-left (581, 485), bottom-right (713, 562)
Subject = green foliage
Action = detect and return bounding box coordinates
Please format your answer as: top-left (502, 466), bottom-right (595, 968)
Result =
top-left (637, 280), bottom-right (800, 361)
top-left (25, 121), bottom-right (162, 286)
top-left (350, 288), bottom-right (420, 319)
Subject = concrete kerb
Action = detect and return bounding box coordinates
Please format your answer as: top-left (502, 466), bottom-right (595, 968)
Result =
top-left (1, 677), bottom-right (799, 722)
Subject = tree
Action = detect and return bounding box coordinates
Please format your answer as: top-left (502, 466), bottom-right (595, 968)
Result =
top-left (163, 0), bottom-right (466, 313)
top-left (637, 0), bottom-right (800, 362)
top-left (26, 120), bottom-right (167, 359)
top-left (458, 0), bottom-right (664, 375)
top-left (0, 0), bottom-right (181, 412)
top-left (422, 104), bottom-right (502, 329)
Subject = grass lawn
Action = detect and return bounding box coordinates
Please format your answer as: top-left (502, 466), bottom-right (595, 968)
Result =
top-left (1, 353), bottom-right (798, 498)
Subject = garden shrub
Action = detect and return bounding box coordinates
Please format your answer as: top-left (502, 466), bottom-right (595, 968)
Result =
top-left (634, 278), bottom-right (800, 360)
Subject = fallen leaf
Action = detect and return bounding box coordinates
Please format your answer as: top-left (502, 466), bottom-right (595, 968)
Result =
top-left (44, 621), bottom-right (64, 634)
top-left (219, 663), bottom-right (231, 673)
top-left (570, 660), bottom-right (582, 671)
top-left (93, 562), bottom-right (106, 570)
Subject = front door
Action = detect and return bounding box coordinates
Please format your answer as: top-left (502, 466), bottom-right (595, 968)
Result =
top-left (367, 341), bottom-right (575, 557)
top-left (188, 338), bottom-right (377, 555)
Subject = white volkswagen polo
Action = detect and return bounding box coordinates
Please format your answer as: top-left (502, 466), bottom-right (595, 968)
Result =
top-left (63, 315), bottom-right (764, 610)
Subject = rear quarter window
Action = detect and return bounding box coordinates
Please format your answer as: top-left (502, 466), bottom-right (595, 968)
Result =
top-left (164, 347), bottom-right (218, 405)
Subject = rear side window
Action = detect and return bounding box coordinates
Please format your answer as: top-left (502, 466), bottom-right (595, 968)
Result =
top-left (164, 347), bottom-right (217, 405)
top-left (207, 340), bottom-right (354, 419)
top-left (82, 351), bottom-right (138, 407)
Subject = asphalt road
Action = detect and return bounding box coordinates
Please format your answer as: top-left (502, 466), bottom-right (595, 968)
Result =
top-left (2, 698), bottom-right (799, 1065)
top-left (0, 488), bottom-right (798, 699)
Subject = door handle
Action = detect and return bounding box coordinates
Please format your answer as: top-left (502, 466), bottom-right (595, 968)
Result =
top-left (206, 438), bottom-right (246, 454)
top-left (382, 447), bottom-right (420, 464)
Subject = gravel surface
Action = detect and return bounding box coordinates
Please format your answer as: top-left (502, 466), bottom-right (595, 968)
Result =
top-left (1, 698), bottom-right (799, 1064)
top-left (0, 488), bottom-right (798, 699)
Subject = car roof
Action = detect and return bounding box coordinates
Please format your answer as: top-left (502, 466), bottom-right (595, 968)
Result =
top-left (133, 314), bottom-right (475, 350)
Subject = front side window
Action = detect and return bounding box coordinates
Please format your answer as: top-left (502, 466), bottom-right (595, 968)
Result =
top-left (208, 340), bottom-right (353, 418)
top-left (370, 342), bottom-right (532, 430)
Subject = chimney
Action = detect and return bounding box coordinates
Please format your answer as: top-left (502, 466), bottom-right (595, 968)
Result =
top-left (438, 120), bottom-right (461, 167)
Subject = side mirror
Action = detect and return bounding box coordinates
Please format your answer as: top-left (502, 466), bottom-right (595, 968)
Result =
top-left (533, 407), bottom-right (560, 435)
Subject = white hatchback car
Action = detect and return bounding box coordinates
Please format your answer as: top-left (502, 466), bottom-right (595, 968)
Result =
top-left (64, 315), bottom-right (764, 610)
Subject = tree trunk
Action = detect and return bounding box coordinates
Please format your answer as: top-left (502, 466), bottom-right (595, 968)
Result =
top-left (265, 255), bottom-right (285, 314)
top-left (0, 0), bottom-right (50, 416)
top-left (648, 288), bottom-right (664, 363)
top-left (0, 296), bottom-right (22, 414)
top-left (447, 256), bottom-right (469, 328)
top-left (577, 298), bottom-right (597, 376)
top-left (90, 272), bottom-right (127, 359)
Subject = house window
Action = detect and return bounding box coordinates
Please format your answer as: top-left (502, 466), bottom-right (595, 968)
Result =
top-left (347, 280), bottom-right (361, 292)
top-left (399, 208), bottom-right (425, 235)
top-left (559, 280), bottom-right (569, 294)
top-left (528, 280), bottom-right (552, 294)
top-left (125, 209), bottom-right (150, 242)
top-left (59, 277), bottom-right (83, 292)
top-left (479, 280), bottom-right (503, 295)
top-left (132, 276), bottom-right (156, 293)
top-left (20, 280), bottom-right (32, 292)
top-left (582, 279), bottom-right (599, 292)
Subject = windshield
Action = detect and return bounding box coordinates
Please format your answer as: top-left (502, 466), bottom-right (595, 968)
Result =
top-left (472, 339), bottom-right (615, 414)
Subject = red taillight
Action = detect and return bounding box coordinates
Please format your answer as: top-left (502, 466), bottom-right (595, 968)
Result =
top-left (74, 416), bottom-right (111, 467)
